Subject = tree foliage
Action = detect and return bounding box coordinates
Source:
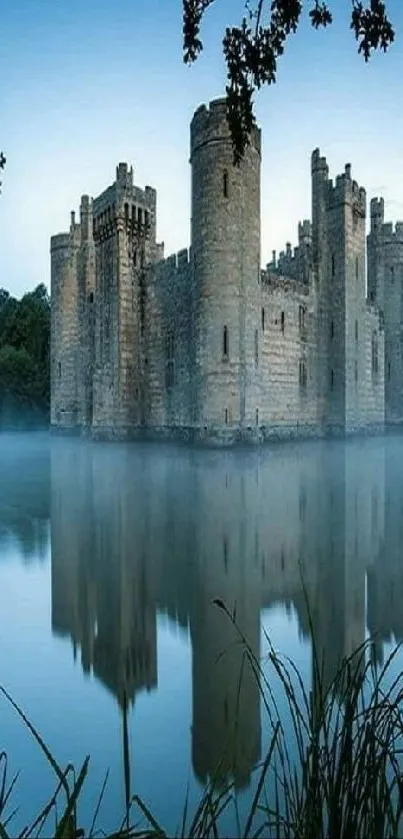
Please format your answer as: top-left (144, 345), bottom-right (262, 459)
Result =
top-left (0, 151), bottom-right (5, 194)
top-left (0, 284), bottom-right (50, 428)
top-left (183, 0), bottom-right (395, 162)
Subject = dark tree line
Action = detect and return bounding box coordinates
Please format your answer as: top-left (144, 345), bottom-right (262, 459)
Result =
top-left (0, 284), bottom-right (50, 428)
top-left (183, 0), bottom-right (395, 162)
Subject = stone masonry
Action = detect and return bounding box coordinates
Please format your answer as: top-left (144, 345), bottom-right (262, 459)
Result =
top-left (50, 97), bottom-right (390, 445)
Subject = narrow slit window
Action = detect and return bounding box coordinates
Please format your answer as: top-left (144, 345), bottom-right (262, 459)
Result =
top-left (331, 254), bottom-right (335, 277)
top-left (223, 326), bottom-right (229, 358)
top-left (331, 320), bottom-right (334, 340)
top-left (255, 408), bottom-right (259, 426)
top-left (299, 305), bottom-right (306, 337)
top-left (281, 311), bottom-right (285, 333)
top-left (356, 257), bottom-right (359, 279)
top-left (255, 329), bottom-right (259, 365)
top-left (58, 362), bottom-right (62, 379)
top-left (331, 369), bottom-right (334, 390)
top-left (355, 319), bottom-right (358, 342)
top-left (372, 331), bottom-right (379, 375)
top-left (224, 408), bottom-right (228, 425)
top-left (299, 360), bottom-right (307, 389)
top-left (261, 307), bottom-right (265, 332)
top-left (223, 170), bottom-right (229, 198)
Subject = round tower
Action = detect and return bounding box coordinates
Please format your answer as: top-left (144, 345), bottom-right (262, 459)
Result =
top-left (190, 98), bottom-right (261, 439)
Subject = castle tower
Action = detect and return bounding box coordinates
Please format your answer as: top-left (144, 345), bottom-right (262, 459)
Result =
top-left (190, 99), bottom-right (262, 439)
top-left (368, 202), bottom-right (403, 424)
top-left (312, 154), bottom-right (368, 432)
top-left (92, 164), bottom-right (157, 435)
top-left (50, 212), bottom-right (81, 429)
top-left (311, 150), bottom-right (331, 425)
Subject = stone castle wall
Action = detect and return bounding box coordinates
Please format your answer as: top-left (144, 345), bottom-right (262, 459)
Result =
top-left (50, 97), bottom-right (395, 446)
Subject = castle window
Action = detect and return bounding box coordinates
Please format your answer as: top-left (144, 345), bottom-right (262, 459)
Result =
top-left (355, 319), bottom-right (358, 342)
top-left (223, 326), bottom-right (229, 358)
top-left (355, 257), bottom-right (359, 280)
top-left (256, 408), bottom-right (259, 426)
top-left (299, 360), bottom-right (307, 389)
top-left (88, 292), bottom-right (94, 304)
top-left (299, 305), bottom-right (306, 340)
top-left (224, 408), bottom-right (228, 425)
top-left (223, 170), bottom-right (229, 198)
top-left (281, 311), bottom-right (285, 333)
top-left (58, 362), bottom-right (61, 379)
top-left (261, 307), bottom-right (265, 332)
top-left (138, 207), bottom-right (143, 226)
top-left (124, 203), bottom-right (129, 225)
top-left (372, 331), bottom-right (378, 376)
top-left (140, 248), bottom-right (145, 267)
top-left (331, 369), bottom-right (334, 390)
top-left (144, 210), bottom-right (150, 229)
top-left (355, 360), bottom-right (358, 383)
top-left (166, 331), bottom-right (175, 389)
top-left (133, 249), bottom-right (137, 266)
top-left (331, 320), bottom-right (334, 340)
top-left (255, 329), bottom-right (259, 365)
top-left (331, 254), bottom-right (335, 277)
top-left (388, 360), bottom-right (391, 381)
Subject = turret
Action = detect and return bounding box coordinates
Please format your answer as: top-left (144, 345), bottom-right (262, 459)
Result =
top-left (190, 98), bottom-right (261, 435)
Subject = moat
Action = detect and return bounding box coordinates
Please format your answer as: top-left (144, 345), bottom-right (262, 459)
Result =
top-left (1, 432), bottom-right (403, 835)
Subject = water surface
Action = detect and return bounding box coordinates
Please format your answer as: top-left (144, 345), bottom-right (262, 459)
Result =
top-left (0, 433), bottom-right (402, 834)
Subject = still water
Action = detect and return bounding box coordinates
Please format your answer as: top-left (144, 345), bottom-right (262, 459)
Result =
top-left (0, 433), bottom-right (402, 834)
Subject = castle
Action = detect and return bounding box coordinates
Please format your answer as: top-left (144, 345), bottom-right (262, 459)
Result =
top-left (50, 97), bottom-right (402, 444)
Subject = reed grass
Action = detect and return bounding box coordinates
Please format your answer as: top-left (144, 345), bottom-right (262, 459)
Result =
top-left (2, 598), bottom-right (403, 838)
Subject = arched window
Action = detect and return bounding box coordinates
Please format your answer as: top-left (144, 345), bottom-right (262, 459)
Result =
top-left (223, 170), bottom-right (229, 198)
top-left (223, 326), bottom-right (229, 358)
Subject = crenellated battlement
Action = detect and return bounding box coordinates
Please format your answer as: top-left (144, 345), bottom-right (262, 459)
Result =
top-left (266, 219), bottom-right (311, 282)
top-left (381, 221), bottom-right (403, 242)
top-left (311, 148), bottom-right (329, 176)
top-left (159, 247), bottom-right (191, 271)
top-left (190, 97), bottom-right (261, 159)
top-left (50, 232), bottom-right (70, 252)
top-left (261, 269), bottom-right (310, 297)
top-left (328, 164), bottom-right (366, 213)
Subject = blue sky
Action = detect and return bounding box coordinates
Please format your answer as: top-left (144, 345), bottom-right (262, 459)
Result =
top-left (1, 0), bottom-right (403, 298)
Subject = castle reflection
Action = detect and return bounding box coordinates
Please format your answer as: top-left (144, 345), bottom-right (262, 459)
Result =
top-left (49, 436), bottom-right (402, 790)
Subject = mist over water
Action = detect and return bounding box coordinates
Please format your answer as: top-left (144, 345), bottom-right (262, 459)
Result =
top-left (0, 433), bottom-right (402, 834)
